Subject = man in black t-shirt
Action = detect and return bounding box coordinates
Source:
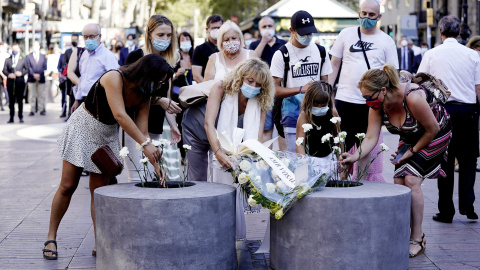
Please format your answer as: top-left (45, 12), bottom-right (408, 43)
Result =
top-left (249, 16), bottom-right (286, 66)
top-left (191, 14), bottom-right (223, 83)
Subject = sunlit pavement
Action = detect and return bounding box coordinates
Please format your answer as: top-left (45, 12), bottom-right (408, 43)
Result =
top-left (0, 97), bottom-right (480, 269)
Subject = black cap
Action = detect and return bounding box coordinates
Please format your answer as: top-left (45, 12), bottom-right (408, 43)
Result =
top-left (291, 10), bottom-right (317, 36)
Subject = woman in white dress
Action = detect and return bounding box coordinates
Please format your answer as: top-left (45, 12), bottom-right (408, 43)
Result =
top-left (205, 58), bottom-right (275, 239)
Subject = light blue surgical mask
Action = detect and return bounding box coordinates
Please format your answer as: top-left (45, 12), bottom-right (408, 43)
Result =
top-left (85, 39), bottom-right (99, 51)
top-left (152, 38), bottom-right (171, 52)
top-left (312, 106), bottom-right (329, 116)
top-left (358, 17), bottom-right (378, 29)
top-left (296, 34), bottom-right (313, 46)
top-left (240, 82), bottom-right (261, 98)
top-left (245, 40), bottom-right (253, 47)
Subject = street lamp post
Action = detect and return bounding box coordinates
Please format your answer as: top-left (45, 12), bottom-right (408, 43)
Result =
top-left (459, 0), bottom-right (471, 44)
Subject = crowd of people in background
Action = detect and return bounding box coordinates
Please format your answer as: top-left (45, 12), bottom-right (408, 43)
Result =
top-left (0, 0), bottom-right (473, 262)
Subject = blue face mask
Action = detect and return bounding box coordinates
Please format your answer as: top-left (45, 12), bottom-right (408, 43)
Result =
top-left (85, 39), bottom-right (99, 51)
top-left (358, 17), bottom-right (378, 29)
top-left (11, 51), bottom-right (18, 56)
top-left (240, 82), bottom-right (261, 98)
top-left (296, 34), bottom-right (313, 46)
top-left (152, 38), bottom-right (171, 52)
top-left (312, 106), bottom-right (329, 116)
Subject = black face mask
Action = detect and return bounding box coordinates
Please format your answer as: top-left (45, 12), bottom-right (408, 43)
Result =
top-left (71, 41), bottom-right (78, 47)
top-left (115, 46), bottom-right (123, 51)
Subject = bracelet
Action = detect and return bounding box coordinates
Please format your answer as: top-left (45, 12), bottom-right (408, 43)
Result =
top-left (299, 86), bottom-right (302, 94)
top-left (141, 138), bottom-right (151, 148)
top-left (409, 147), bottom-right (417, 154)
top-left (214, 148), bottom-right (221, 155)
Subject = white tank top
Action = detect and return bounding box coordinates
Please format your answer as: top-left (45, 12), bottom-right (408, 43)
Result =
top-left (213, 50), bottom-right (251, 81)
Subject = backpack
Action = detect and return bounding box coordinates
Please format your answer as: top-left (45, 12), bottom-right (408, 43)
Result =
top-left (400, 70), bottom-right (451, 104)
top-left (272, 43), bottom-right (327, 137)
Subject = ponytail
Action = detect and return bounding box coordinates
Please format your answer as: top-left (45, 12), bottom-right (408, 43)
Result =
top-left (358, 64), bottom-right (400, 93)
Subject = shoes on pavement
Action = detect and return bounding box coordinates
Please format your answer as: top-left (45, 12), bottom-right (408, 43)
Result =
top-left (460, 211), bottom-right (478, 220)
top-left (42, 240), bottom-right (58, 260)
top-left (19, 118), bottom-right (24, 123)
top-left (476, 167), bottom-right (480, 172)
top-left (7, 118), bottom-right (13, 124)
top-left (60, 113), bottom-right (66, 118)
top-left (409, 233), bottom-right (426, 258)
top-left (40, 111), bottom-right (46, 115)
top-left (432, 213), bottom-right (453, 223)
top-left (29, 112), bottom-right (34, 116)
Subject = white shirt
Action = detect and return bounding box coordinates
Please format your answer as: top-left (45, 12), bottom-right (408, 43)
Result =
top-left (330, 27), bottom-right (399, 104)
top-left (417, 38), bottom-right (480, 104)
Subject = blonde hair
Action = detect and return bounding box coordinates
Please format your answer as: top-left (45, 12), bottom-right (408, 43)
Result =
top-left (357, 64), bottom-right (400, 94)
top-left (301, 81), bottom-right (333, 124)
top-left (217, 20), bottom-right (244, 51)
top-left (145, 15), bottom-right (180, 67)
top-left (222, 58), bottom-right (274, 112)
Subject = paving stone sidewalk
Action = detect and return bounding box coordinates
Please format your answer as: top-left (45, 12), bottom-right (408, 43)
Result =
top-left (1, 100), bottom-right (480, 269)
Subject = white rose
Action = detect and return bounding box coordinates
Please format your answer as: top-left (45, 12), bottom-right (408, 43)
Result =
top-left (139, 157), bottom-right (149, 164)
top-left (255, 160), bottom-right (269, 171)
top-left (276, 181), bottom-right (289, 192)
top-left (380, 143), bottom-right (389, 152)
top-left (119, 147), bottom-right (129, 157)
top-left (339, 131), bottom-right (347, 139)
top-left (296, 137), bottom-right (304, 146)
top-left (321, 133), bottom-right (333, 143)
top-left (266, 183), bottom-right (276, 193)
top-left (238, 172), bottom-right (249, 184)
top-left (239, 160), bottom-right (252, 172)
top-left (332, 146), bottom-right (341, 154)
top-left (281, 158), bottom-right (290, 168)
top-left (159, 139), bottom-right (170, 146)
top-left (183, 144), bottom-right (192, 150)
top-left (302, 123), bottom-right (313, 132)
top-left (355, 133), bottom-right (366, 140)
top-left (330, 117), bottom-right (341, 124)
top-left (294, 62), bottom-right (302, 70)
top-left (151, 139), bottom-right (161, 147)
top-left (333, 137), bottom-right (340, 144)
top-left (248, 195), bottom-right (258, 207)
top-left (135, 143), bottom-right (143, 151)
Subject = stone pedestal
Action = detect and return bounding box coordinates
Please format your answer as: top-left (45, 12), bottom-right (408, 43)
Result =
top-left (94, 181), bottom-right (236, 270)
top-left (270, 181), bottom-right (411, 270)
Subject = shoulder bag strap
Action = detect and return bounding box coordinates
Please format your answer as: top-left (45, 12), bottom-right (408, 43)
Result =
top-left (279, 45), bottom-right (290, 87)
top-left (357, 27), bottom-right (371, 70)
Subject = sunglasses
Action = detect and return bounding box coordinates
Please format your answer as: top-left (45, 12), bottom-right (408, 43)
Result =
top-left (362, 90), bottom-right (381, 101)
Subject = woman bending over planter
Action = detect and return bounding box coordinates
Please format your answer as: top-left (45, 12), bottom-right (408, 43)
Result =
top-left (205, 57), bottom-right (274, 239)
top-left (342, 64), bottom-right (452, 258)
top-left (42, 54), bottom-right (173, 260)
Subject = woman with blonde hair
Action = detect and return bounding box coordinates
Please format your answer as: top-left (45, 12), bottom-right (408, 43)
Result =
top-left (123, 14), bottom-right (182, 182)
top-left (205, 58), bottom-right (274, 239)
top-left (204, 20), bottom-right (258, 81)
top-left (342, 64), bottom-right (452, 258)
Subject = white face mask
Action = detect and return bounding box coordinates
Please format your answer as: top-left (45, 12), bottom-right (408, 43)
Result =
top-left (400, 40), bottom-right (408, 47)
top-left (210, 29), bottom-right (219, 40)
top-left (33, 46), bottom-right (40, 53)
top-left (260, 29), bottom-right (275, 37)
top-left (126, 40), bottom-right (134, 47)
top-left (180, 41), bottom-right (192, 52)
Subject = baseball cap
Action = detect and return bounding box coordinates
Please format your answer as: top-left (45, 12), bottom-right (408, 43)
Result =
top-left (291, 10), bottom-right (318, 36)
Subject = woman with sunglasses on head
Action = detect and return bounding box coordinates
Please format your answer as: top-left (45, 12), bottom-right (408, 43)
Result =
top-left (342, 64), bottom-right (452, 258)
top-left (43, 54), bottom-right (173, 260)
top-left (123, 15), bottom-right (183, 182)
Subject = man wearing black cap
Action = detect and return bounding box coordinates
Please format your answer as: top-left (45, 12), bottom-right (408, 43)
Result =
top-left (270, 10), bottom-right (332, 152)
top-left (328, 0), bottom-right (398, 180)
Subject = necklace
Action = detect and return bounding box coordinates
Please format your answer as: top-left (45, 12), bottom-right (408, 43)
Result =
top-left (225, 50), bottom-right (240, 60)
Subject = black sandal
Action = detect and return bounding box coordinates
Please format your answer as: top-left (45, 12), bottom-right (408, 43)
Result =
top-left (409, 233), bottom-right (426, 258)
top-left (42, 240), bottom-right (58, 260)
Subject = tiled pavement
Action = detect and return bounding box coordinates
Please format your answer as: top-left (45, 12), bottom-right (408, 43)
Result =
top-left (1, 98), bottom-right (480, 269)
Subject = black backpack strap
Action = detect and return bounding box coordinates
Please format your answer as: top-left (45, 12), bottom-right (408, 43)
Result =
top-left (279, 45), bottom-right (289, 87)
top-left (357, 27), bottom-right (371, 70)
top-left (315, 44), bottom-right (326, 76)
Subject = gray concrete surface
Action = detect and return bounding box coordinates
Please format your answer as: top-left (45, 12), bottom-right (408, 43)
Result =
top-left (0, 99), bottom-right (480, 269)
top-left (95, 182), bottom-right (236, 270)
top-left (270, 181), bottom-right (411, 270)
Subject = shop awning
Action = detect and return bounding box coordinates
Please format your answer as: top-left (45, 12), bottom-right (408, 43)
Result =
top-left (260, 0), bottom-right (358, 19)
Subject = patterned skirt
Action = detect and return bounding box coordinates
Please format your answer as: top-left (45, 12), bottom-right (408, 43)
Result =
top-left (57, 104), bottom-right (122, 174)
top-left (394, 123), bottom-right (452, 179)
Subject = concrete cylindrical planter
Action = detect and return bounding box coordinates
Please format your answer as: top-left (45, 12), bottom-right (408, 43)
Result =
top-left (270, 181), bottom-right (411, 270)
top-left (94, 181), bottom-right (236, 270)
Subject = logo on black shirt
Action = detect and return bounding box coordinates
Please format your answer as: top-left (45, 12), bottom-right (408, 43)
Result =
top-left (349, 40), bottom-right (376, 52)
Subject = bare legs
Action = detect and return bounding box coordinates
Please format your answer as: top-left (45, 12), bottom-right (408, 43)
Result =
top-left (88, 172), bottom-right (109, 252)
top-left (395, 175), bottom-right (425, 255)
top-left (45, 161), bottom-right (108, 257)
